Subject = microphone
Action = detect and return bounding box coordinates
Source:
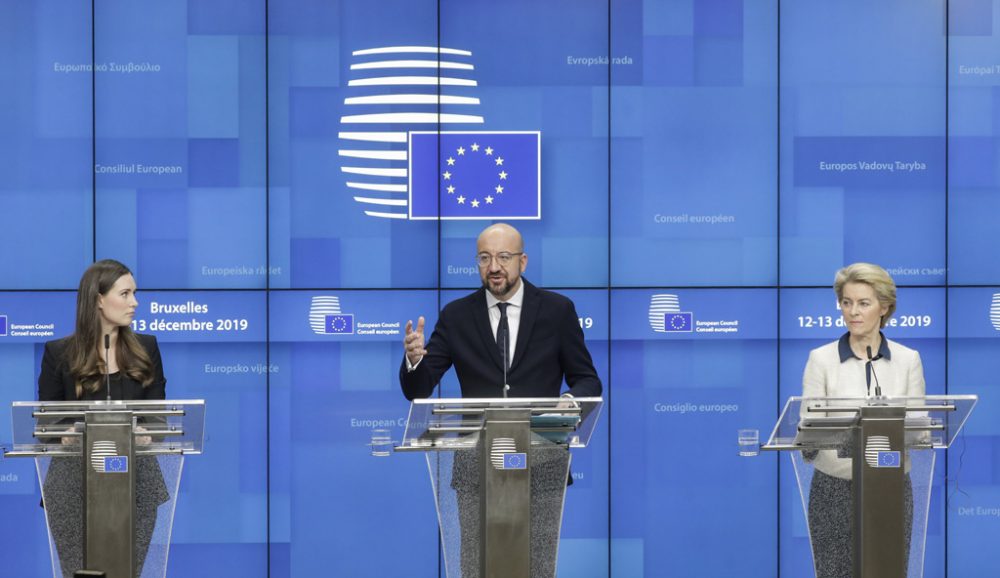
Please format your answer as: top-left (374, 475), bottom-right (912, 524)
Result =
top-left (866, 345), bottom-right (883, 398)
top-left (104, 334), bottom-right (112, 402)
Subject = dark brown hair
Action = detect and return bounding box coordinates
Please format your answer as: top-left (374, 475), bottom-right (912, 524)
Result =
top-left (66, 259), bottom-right (153, 397)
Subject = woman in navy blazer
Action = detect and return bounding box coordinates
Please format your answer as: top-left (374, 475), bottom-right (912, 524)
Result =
top-left (38, 259), bottom-right (168, 578)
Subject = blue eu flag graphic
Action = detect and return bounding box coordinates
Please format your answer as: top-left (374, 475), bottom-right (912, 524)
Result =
top-left (105, 456), bottom-right (128, 473)
top-left (409, 132), bottom-right (540, 220)
top-left (0, 315), bottom-right (6, 336)
top-left (503, 453), bottom-right (527, 470)
top-left (325, 314), bottom-right (354, 334)
top-left (663, 313), bottom-right (693, 332)
top-left (877, 451), bottom-right (901, 468)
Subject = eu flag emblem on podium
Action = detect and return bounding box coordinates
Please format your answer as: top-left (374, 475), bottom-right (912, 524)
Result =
top-left (409, 131), bottom-right (541, 220)
top-left (502, 453), bottom-right (527, 470)
top-left (104, 456), bottom-right (128, 473)
top-left (876, 451), bottom-right (900, 468)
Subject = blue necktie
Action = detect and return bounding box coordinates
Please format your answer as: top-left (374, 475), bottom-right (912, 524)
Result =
top-left (496, 302), bottom-right (510, 372)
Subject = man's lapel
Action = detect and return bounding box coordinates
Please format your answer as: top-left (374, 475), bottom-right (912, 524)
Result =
top-left (510, 279), bottom-right (538, 372)
top-left (472, 288), bottom-right (504, 371)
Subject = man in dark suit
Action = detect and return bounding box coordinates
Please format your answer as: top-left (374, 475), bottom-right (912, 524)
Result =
top-left (399, 223), bottom-right (601, 578)
top-left (400, 222), bottom-right (602, 400)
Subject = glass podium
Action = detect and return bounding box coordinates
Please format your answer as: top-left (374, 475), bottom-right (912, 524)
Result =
top-left (763, 395), bottom-right (977, 578)
top-left (396, 396), bottom-right (603, 578)
top-left (4, 400), bottom-right (206, 578)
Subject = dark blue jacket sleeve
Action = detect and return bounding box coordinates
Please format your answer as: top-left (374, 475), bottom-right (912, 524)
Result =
top-left (558, 299), bottom-right (602, 397)
top-left (399, 307), bottom-right (455, 400)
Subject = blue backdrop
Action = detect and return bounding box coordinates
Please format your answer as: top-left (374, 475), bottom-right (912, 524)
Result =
top-left (1, 0), bottom-right (999, 576)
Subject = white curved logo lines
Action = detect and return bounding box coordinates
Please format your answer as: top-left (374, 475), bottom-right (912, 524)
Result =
top-left (864, 435), bottom-right (899, 468)
top-left (649, 294), bottom-right (693, 333)
top-left (991, 293), bottom-right (1000, 331)
top-left (90, 441), bottom-right (127, 473)
top-left (310, 296), bottom-right (355, 335)
top-left (339, 46), bottom-right (483, 219)
top-left (863, 435), bottom-right (890, 467)
top-left (490, 437), bottom-right (526, 470)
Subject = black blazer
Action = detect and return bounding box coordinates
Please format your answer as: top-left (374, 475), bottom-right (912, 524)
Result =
top-left (38, 333), bottom-right (167, 402)
top-left (400, 279), bottom-right (602, 400)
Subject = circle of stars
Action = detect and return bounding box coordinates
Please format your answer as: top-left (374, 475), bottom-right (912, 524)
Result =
top-left (441, 141), bottom-right (509, 210)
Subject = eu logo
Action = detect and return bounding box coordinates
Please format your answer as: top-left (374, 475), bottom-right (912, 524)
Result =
top-left (0, 315), bottom-right (6, 336)
top-left (663, 313), bottom-right (693, 332)
top-left (503, 453), bottom-right (527, 470)
top-left (325, 314), bottom-right (354, 334)
top-left (409, 131), bottom-right (541, 220)
top-left (104, 456), bottom-right (128, 473)
top-left (876, 451), bottom-right (900, 468)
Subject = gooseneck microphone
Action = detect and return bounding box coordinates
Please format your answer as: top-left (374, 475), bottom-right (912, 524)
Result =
top-left (497, 302), bottom-right (511, 398)
top-left (866, 345), bottom-right (883, 398)
top-left (104, 334), bottom-right (112, 402)
top-left (502, 328), bottom-right (510, 398)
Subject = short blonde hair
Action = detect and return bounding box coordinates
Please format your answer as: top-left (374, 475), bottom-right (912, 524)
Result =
top-left (834, 263), bottom-right (897, 328)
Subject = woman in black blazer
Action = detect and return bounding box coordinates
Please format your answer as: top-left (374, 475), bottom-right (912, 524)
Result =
top-left (39, 259), bottom-right (168, 578)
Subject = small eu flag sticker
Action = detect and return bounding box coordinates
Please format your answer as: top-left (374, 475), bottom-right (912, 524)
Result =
top-left (104, 456), bottom-right (128, 473)
top-left (503, 453), bottom-right (527, 470)
top-left (325, 314), bottom-right (354, 334)
top-left (876, 451), bottom-right (900, 468)
top-left (663, 312), bottom-right (693, 332)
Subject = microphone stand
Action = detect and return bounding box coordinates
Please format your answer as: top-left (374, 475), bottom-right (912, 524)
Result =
top-left (502, 325), bottom-right (510, 398)
top-left (104, 334), bottom-right (112, 402)
top-left (866, 345), bottom-right (883, 400)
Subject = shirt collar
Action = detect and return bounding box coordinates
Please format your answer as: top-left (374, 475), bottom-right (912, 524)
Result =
top-left (837, 332), bottom-right (892, 363)
top-left (485, 278), bottom-right (524, 310)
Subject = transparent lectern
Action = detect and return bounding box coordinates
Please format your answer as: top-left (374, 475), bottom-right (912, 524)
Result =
top-left (762, 395), bottom-right (976, 578)
top-left (396, 397), bottom-right (603, 578)
top-left (3, 400), bottom-right (206, 578)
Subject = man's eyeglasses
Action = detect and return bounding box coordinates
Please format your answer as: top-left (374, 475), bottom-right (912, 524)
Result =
top-left (476, 252), bottom-right (523, 267)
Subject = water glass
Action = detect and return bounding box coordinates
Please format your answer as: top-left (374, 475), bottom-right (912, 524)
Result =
top-left (738, 429), bottom-right (759, 457)
top-left (370, 428), bottom-right (392, 457)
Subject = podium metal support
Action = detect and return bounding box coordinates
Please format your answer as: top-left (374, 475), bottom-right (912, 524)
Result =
top-left (853, 404), bottom-right (906, 578)
top-left (480, 408), bottom-right (531, 578)
top-left (84, 410), bottom-right (136, 578)
top-left (763, 395), bottom-right (977, 578)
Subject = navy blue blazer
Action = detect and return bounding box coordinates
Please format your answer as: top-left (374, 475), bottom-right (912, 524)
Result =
top-left (38, 333), bottom-right (167, 402)
top-left (400, 279), bottom-right (602, 400)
